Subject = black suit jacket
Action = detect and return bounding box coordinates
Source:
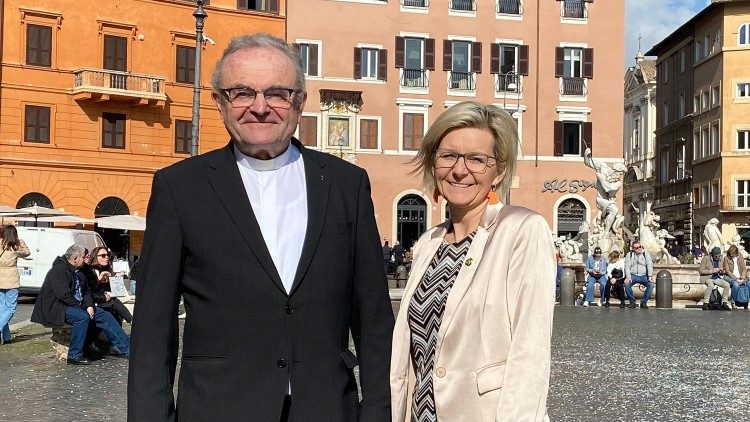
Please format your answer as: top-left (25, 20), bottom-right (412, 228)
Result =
top-left (127, 140), bottom-right (394, 421)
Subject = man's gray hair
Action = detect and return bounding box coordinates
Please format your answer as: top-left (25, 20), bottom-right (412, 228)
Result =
top-left (210, 33), bottom-right (305, 95)
top-left (63, 244), bottom-right (86, 260)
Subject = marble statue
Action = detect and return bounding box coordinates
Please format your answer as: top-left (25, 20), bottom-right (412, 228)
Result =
top-left (703, 218), bottom-right (724, 254)
top-left (554, 236), bottom-right (583, 263)
top-left (583, 148), bottom-right (627, 236)
top-left (726, 235), bottom-right (749, 259)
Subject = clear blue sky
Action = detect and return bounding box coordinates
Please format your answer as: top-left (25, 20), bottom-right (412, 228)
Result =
top-left (625, 0), bottom-right (711, 67)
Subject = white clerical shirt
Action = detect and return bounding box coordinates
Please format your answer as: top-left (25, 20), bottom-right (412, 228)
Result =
top-left (234, 143), bottom-right (308, 294)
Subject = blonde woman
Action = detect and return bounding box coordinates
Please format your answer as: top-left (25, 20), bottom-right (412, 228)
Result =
top-left (0, 225), bottom-right (31, 344)
top-left (391, 102), bottom-right (556, 421)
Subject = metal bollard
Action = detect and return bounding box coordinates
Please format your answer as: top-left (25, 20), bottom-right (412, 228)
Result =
top-left (395, 265), bottom-right (408, 288)
top-left (656, 269), bottom-right (673, 308)
top-left (560, 268), bottom-right (576, 306)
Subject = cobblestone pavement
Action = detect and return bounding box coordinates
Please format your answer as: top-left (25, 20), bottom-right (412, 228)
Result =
top-left (2, 304), bottom-right (749, 421)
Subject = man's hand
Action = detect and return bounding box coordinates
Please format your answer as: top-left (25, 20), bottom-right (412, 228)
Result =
top-left (625, 277), bottom-right (631, 284)
top-left (87, 306), bottom-right (95, 319)
top-left (713, 267), bottom-right (721, 273)
top-left (649, 275), bottom-right (655, 283)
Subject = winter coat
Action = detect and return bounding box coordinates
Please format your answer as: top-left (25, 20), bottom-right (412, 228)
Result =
top-left (31, 257), bottom-right (93, 327)
top-left (0, 239), bottom-right (31, 289)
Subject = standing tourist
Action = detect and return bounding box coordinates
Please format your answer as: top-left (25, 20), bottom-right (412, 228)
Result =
top-left (391, 101), bottom-right (556, 421)
top-left (128, 33), bottom-right (393, 421)
top-left (0, 225), bottom-right (31, 344)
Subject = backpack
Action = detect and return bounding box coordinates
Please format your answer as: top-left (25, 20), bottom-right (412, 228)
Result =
top-left (709, 288), bottom-right (723, 310)
top-left (735, 283), bottom-right (750, 305)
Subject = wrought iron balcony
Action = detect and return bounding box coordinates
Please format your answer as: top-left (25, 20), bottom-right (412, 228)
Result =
top-left (401, 0), bottom-right (427, 7)
top-left (401, 69), bottom-right (429, 88)
top-left (72, 68), bottom-right (167, 105)
top-left (449, 72), bottom-right (475, 90)
top-left (496, 0), bottom-right (522, 14)
top-left (560, 77), bottom-right (586, 96)
top-left (495, 73), bottom-right (521, 93)
top-left (561, 0), bottom-right (587, 18)
top-left (450, 0), bottom-right (475, 12)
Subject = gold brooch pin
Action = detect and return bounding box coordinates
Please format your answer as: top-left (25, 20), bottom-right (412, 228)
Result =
top-left (465, 258), bottom-right (473, 266)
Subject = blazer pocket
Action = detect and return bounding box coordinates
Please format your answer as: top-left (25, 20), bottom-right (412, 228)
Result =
top-left (475, 361), bottom-right (507, 395)
top-left (339, 349), bottom-right (359, 369)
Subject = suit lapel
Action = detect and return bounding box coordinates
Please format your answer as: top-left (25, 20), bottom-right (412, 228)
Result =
top-left (289, 141), bottom-right (330, 295)
top-left (204, 143), bottom-right (285, 294)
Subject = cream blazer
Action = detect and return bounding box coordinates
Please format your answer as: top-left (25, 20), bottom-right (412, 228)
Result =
top-left (391, 203), bottom-right (556, 421)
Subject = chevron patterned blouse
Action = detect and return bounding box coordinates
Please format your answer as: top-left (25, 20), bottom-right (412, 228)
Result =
top-left (408, 232), bottom-right (475, 422)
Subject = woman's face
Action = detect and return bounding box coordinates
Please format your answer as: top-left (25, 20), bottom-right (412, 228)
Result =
top-left (433, 127), bottom-right (504, 212)
top-left (96, 250), bottom-right (110, 266)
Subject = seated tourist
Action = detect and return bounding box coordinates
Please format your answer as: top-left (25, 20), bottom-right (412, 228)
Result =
top-left (699, 246), bottom-right (732, 311)
top-left (721, 245), bottom-right (746, 309)
top-left (624, 241), bottom-right (654, 309)
top-left (584, 247), bottom-right (608, 307)
top-left (83, 247), bottom-right (133, 324)
top-left (604, 250), bottom-right (626, 308)
top-left (30, 245), bottom-right (130, 365)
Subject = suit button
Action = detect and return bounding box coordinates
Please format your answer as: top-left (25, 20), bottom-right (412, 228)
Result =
top-left (277, 359), bottom-right (287, 368)
top-left (435, 367), bottom-right (446, 378)
top-left (285, 305), bottom-right (294, 314)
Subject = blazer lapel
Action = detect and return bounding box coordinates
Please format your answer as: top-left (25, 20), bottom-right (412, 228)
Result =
top-left (435, 203), bottom-right (505, 362)
top-left (289, 141), bottom-right (330, 295)
top-left (204, 143), bottom-right (285, 294)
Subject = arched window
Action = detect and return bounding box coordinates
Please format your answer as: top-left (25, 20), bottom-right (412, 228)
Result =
top-left (396, 194), bottom-right (427, 250)
top-left (95, 196), bottom-right (130, 217)
top-left (16, 192), bottom-right (53, 208)
top-left (557, 198), bottom-right (586, 239)
top-left (739, 23), bottom-right (750, 45)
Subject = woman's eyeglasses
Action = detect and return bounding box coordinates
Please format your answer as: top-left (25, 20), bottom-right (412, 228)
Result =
top-left (434, 149), bottom-right (500, 174)
top-left (97, 254), bottom-right (110, 258)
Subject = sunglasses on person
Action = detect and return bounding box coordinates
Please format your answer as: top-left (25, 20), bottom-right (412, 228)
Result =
top-left (97, 253), bottom-right (110, 258)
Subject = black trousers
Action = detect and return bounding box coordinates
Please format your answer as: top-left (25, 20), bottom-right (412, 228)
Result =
top-left (603, 277), bottom-right (626, 302)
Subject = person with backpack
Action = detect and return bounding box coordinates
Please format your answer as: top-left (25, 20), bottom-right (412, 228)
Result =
top-left (721, 245), bottom-right (748, 310)
top-left (624, 241), bottom-right (655, 308)
top-left (699, 246), bottom-right (732, 311)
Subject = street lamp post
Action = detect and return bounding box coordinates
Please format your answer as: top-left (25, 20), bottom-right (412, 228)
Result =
top-left (190, 1), bottom-right (208, 157)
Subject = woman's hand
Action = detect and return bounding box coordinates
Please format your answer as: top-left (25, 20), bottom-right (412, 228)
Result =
top-left (104, 292), bottom-right (112, 301)
top-left (98, 271), bottom-right (111, 283)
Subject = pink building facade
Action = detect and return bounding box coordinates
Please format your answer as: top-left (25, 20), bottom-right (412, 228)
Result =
top-left (287, 0), bottom-right (624, 248)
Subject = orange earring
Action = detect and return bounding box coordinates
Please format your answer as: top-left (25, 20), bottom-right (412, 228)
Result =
top-left (433, 187), bottom-right (441, 203)
top-left (487, 185), bottom-right (500, 205)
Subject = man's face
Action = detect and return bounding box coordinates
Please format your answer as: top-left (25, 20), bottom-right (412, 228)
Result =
top-left (212, 47), bottom-right (306, 159)
top-left (633, 244), bottom-right (643, 254)
top-left (70, 254), bottom-right (85, 268)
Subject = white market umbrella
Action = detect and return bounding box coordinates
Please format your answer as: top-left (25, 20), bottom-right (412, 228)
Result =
top-left (0, 204), bottom-right (23, 215)
top-left (14, 205), bottom-right (74, 227)
top-left (95, 215), bottom-right (146, 231)
top-left (15, 215), bottom-right (95, 224)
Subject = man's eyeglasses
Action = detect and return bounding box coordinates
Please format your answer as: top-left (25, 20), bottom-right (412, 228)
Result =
top-left (434, 149), bottom-right (500, 174)
top-left (633, 246), bottom-right (643, 250)
top-left (220, 86), bottom-right (303, 109)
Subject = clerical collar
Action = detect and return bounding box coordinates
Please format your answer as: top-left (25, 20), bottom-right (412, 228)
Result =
top-left (234, 142), bottom-right (299, 172)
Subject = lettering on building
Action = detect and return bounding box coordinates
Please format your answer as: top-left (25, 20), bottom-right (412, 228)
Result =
top-left (542, 179), bottom-right (595, 194)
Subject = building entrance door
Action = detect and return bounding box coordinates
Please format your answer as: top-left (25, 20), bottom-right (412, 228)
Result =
top-left (557, 198), bottom-right (586, 239)
top-left (397, 194), bottom-right (426, 250)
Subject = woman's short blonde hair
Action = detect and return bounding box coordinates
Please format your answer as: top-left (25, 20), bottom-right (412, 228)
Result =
top-left (410, 101), bottom-right (519, 197)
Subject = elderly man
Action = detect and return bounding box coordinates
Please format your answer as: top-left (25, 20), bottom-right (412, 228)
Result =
top-left (699, 246), bottom-right (732, 311)
top-left (624, 241), bottom-right (654, 308)
top-left (31, 245), bottom-right (131, 365)
top-left (128, 33), bottom-right (393, 421)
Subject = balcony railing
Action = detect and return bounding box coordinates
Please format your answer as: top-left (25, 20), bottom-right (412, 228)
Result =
top-left (401, 69), bottom-right (429, 88)
top-left (496, 73), bottom-right (521, 93)
top-left (721, 194), bottom-right (750, 211)
top-left (560, 77), bottom-right (586, 96)
top-left (496, 0), bottom-right (522, 14)
top-left (450, 0), bottom-right (475, 12)
top-left (401, 0), bottom-right (427, 7)
top-left (449, 72), bottom-right (475, 90)
top-left (561, 0), bottom-right (587, 18)
top-left (72, 68), bottom-right (167, 104)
